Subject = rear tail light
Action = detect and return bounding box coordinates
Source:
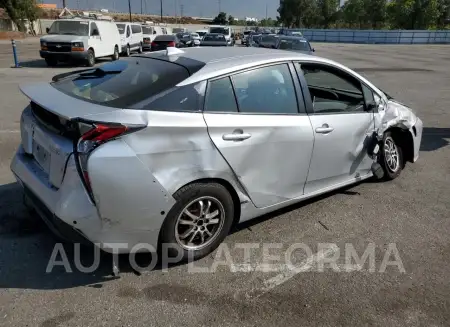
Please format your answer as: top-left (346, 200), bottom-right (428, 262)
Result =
top-left (151, 41), bottom-right (157, 47)
top-left (75, 122), bottom-right (144, 202)
top-left (168, 41), bottom-right (176, 47)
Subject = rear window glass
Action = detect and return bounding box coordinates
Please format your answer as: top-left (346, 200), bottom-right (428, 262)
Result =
top-left (204, 34), bottom-right (225, 41)
top-left (116, 23), bottom-right (125, 34)
top-left (51, 58), bottom-right (189, 108)
top-left (142, 26), bottom-right (153, 35)
top-left (154, 35), bottom-right (175, 42)
top-left (278, 39), bottom-right (311, 51)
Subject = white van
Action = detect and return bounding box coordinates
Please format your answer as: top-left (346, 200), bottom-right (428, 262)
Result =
top-left (208, 25), bottom-right (234, 46)
top-left (40, 17), bottom-right (121, 67)
top-left (116, 22), bottom-right (143, 56)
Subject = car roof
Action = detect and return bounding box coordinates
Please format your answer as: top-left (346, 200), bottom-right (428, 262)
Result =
top-left (139, 47), bottom-right (336, 86)
top-left (278, 35), bottom-right (308, 40)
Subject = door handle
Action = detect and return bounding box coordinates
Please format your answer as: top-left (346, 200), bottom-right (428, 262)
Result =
top-left (222, 132), bottom-right (252, 141)
top-left (315, 124), bottom-right (334, 134)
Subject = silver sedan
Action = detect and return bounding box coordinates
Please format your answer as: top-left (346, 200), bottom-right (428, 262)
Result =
top-left (11, 47), bottom-right (423, 260)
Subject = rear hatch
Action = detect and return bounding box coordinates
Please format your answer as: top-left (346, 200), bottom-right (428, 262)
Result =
top-left (19, 57), bottom-right (196, 189)
top-left (151, 40), bottom-right (174, 51)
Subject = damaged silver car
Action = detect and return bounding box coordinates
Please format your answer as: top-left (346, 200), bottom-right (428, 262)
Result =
top-left (11, 47), bottom-right (423, 260)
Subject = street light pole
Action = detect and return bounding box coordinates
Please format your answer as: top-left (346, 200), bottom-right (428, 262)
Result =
top-left (128, 0), bottom-right (132, 22)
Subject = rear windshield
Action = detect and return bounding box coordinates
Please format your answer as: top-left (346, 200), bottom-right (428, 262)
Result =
top-left (51, 58), bottom-right (189, 108)
top-left (210, 27), bottom-right (229, 35)
top-left (142, 26), bottom-right (153, 35)
top-left (204, 34), bottom-right (225, 41)
top-left (154, 35), bottom-right (176, 42)
top-left (278, 39), bottom-right (311, 51)
top-left (116, 23), bottom-right (125, 34)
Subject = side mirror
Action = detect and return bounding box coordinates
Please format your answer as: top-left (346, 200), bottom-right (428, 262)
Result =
top-left (153, 31), bottom-right (157, 34)
top-left (312, 48), bottom-right (315, 52)
top-left (365, 101), bottom-right (377, 111)
top-left (46, 27), bottom-right (50, 34)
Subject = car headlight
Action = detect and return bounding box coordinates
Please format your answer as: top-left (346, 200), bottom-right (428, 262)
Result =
top-left (41, 41), bottom-right (47, 47)
top-left (72, 42), bottom-right (84, 48)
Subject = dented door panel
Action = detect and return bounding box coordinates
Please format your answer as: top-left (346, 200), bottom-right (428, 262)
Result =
top-left (204, 113), bottom-right (315, 208)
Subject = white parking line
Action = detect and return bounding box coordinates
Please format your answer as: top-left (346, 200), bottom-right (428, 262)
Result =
top-left (242, 246), bottom-right (339, 300)
top-left (0, 130), bottom-right (19, 133)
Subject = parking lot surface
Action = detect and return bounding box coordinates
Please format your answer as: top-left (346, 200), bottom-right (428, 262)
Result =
top-left (0, 40), bottom-right (449, 327)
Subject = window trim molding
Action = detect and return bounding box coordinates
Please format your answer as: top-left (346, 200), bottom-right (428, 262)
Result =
top-left (204, 61), bottom-right (307, 116)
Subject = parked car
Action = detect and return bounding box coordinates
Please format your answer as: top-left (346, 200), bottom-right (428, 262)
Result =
top-left (11, 47), bottom-right (423, 261)
top-left (196, 30), bottom-right (208, 38)
top-left (208, 25), bottom-right (234, 46)
top-left (191, 33), bottom-right (201, 41)
top-left (178, 33), bottom-right (201, 47)
top-left (150, 34), bottom-right (181, 51)
top-left (275, 36), bottom-right (315, 54)
top-left (116, 22), bottom-right (143, 56)
top-left (200, 33), bottom-right (228, 47)
top-left (247, 34), bottom-right (262, 47)
top-left (40, 17), bottom-right (120, 67)
top-left (258, 34), bottom-right (278, 49)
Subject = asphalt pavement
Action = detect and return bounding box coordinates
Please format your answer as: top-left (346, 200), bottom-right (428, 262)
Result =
top-left (0, 40), bottom-right (449, 327)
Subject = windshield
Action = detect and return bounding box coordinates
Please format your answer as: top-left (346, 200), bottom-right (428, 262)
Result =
top-left (278, 39), bottom-right (311, 51)
top-left (210, 27), bottom-right (229, 35)
top-left (116, 23), bottom-right (125, 35)
top-left (142, 26), bottom-right (153, 35)
top-left (48, 21), bottom-right (89, 36)
top-left (51, 58), bottom-right (190, 108)
top-left (197, 31), bottom-right (207, 37)
top-left (204, 34), bottom-right (225, 41)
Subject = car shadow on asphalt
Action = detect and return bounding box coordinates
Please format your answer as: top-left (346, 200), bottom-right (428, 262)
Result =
top-left (0, 182), bottom-right (186, 290)
top-left (420, 127), bottom-right (450, 152)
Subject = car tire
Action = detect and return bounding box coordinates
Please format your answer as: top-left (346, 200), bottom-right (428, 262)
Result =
top-left (379, 131), bottom-right (404, 180)
top-left (45, 57), bottom-right (57, 67)
top-left (159, 182), bottom-right (235, 262)
top-left (111, 46), bottom-right (119, 61)
top-left (86, 49), bottom-right (95, 67)
top-left (125, 45), bottom-right (131, 57)
top-left (138, 43), bottom-right (143, 53)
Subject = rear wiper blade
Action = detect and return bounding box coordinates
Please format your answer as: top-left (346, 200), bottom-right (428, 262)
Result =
top-left (75, 68), bottom-right (123, 80)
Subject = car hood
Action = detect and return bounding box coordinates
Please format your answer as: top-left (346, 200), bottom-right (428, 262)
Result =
top-left (41, 35), bottom-right (85, 42)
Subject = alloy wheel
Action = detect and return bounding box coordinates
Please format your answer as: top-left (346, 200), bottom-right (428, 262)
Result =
top-left (175, 196), bottom-right (225, 251)
top-left (384, 136), bottom-right (400, 173)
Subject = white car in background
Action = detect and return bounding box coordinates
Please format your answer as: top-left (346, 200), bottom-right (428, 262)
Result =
top-left (116, 22), bottom-right (143, 56)
top-left (196, 29), bottom-right (208, 39)
top-left (191, 33), bottom-right (201, 42)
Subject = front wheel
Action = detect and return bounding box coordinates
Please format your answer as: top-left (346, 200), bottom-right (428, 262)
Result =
top-left (111, 46), bottom-right (119, 61)
top-left (138, 43), bottom-right (143, 53)
top-left (159, 183), bottom-right (235, 262)
top-left (125, 45), bottom-right (131, 57)
top-left (86, 49), bottom-right (95, 67)
top-left (379, 131), bottom-right (404, 180)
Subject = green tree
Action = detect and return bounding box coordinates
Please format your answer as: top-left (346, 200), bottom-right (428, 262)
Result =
top-left (342, 0), bottom-right (366, 28)
top-left (365, 0), bottom-right (387, 28)
top-left (213, 11), bottom-right (228, 25)
top-left (0, 0), bottom-right (40, 32)
top-left (317, 0), bottom-right (339, 28)
top-left (388, 0), bottom-right (440, 29)
top-left (277, 0), bottom-right (319, 28)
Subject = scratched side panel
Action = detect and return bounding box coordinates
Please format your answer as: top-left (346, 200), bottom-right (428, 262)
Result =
top-left (122, 111), bottom-right (252, 205)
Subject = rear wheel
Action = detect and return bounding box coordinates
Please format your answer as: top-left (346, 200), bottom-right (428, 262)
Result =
top-left (160, 183), bottom-right (234, 262)
top-left (138, 43), bottom-right (143, 53)
top-left (125, 45), bottom-right (131, 57)
top-left (379, 131), bottom-right (404, 180)
top-left (45, 57), bottom-right (57, 67)
top-left (86, 49), bottom-right (95, 67)
top-left (111, 46), bottom-right (119, 61)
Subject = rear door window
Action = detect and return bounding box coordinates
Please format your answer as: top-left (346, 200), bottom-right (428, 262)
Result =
top-left (131, 24), bottom-right (142, 34)
top-left (204, 77), bottom-right (238, 113)
top-left (51, 58), bottom-right (190, 108)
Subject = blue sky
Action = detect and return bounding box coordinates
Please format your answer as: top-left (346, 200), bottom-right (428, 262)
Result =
top-left (43, 0), bottom-right (281, 19)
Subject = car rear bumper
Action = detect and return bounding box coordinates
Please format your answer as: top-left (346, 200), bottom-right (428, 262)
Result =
top-left (11, 147), bottom-right (162, 254)
top-left (40, 50), bottom-right (88, 61)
